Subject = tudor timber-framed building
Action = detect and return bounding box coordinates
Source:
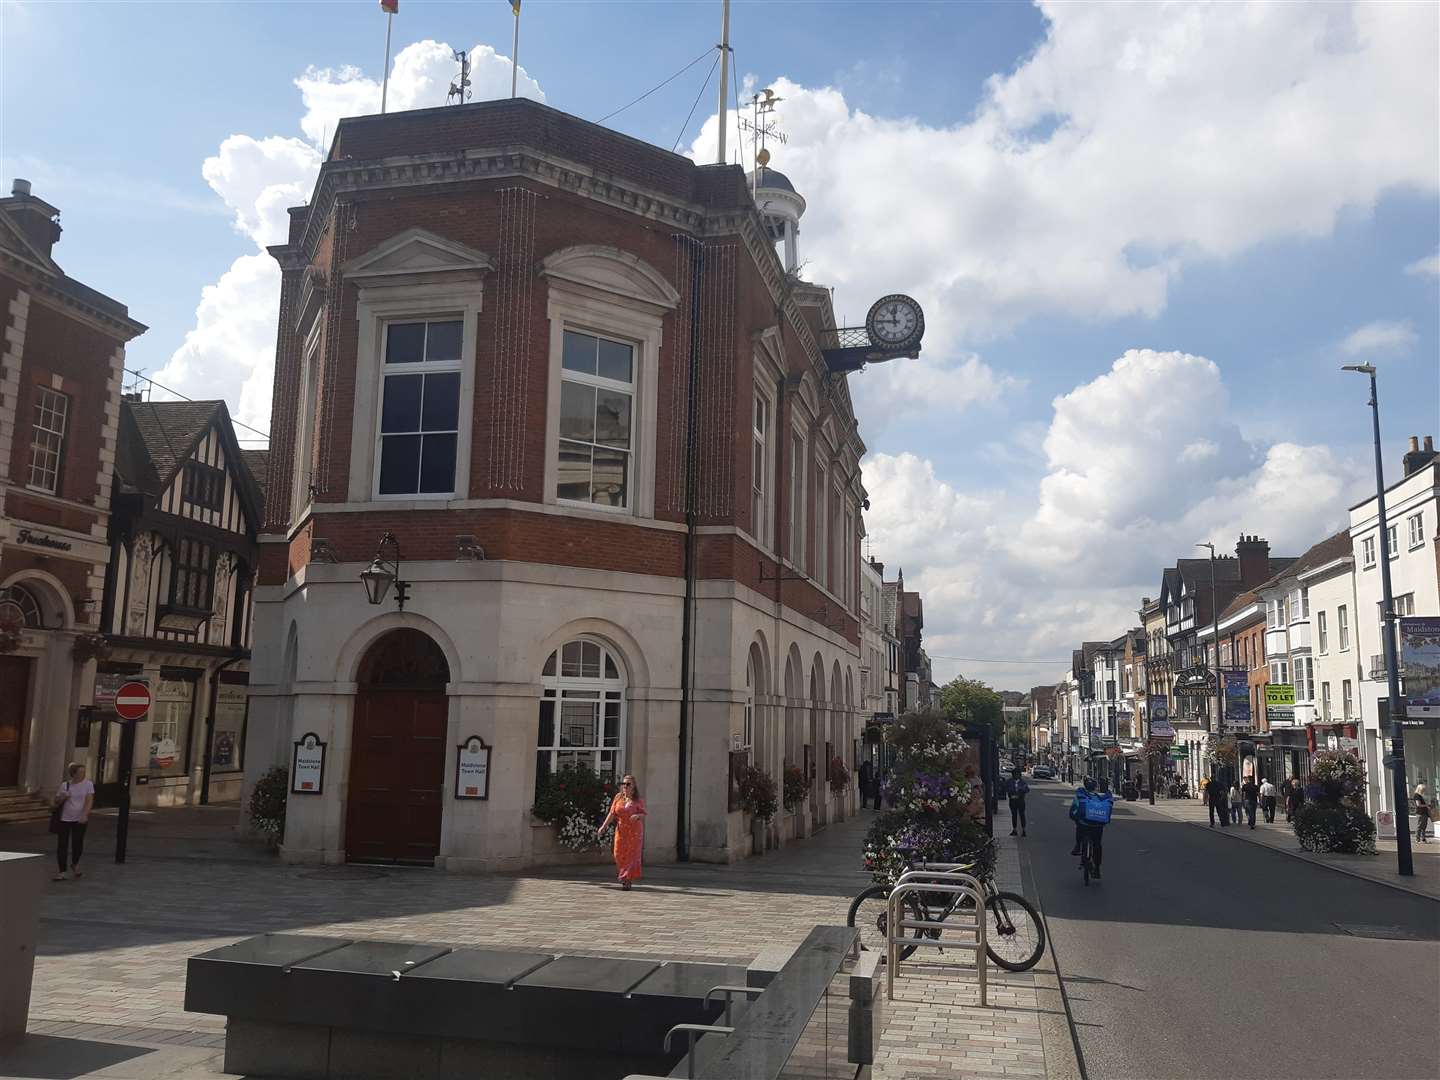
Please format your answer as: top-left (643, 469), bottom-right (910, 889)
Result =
top-left (244, 99), bottom-right (878, 870)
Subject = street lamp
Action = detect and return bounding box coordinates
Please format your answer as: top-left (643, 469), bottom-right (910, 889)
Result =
top-left (360, 532), bottom-right (410, 611)
top-left (1341, 362), bottom-right (1413, 877)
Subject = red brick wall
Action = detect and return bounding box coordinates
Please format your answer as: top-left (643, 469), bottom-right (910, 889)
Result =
top-left (5, 299), bottom-right (114, 504)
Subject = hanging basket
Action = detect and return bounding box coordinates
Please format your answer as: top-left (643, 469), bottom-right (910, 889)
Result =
top-left (71, 633), bottom-right (112, 664)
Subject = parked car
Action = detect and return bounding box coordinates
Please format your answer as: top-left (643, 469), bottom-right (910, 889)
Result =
top-left (1031, 765), bottom-right (1055, 780)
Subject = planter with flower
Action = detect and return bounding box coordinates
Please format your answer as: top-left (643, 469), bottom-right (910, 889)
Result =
top-left (1293, 750), bottom-right (1376, 854)
top-left (782, 765), bottom-right (808, 812)
top-left (862, 711), bottom-right (987, 887)
top-left (738, 765), bottom-right (779, 854)
top-left (532, 763), bottom-right (616, 858)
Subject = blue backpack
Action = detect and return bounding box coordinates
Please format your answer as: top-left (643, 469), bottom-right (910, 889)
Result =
top-left (1082, 794), bottom-right (1113, 825)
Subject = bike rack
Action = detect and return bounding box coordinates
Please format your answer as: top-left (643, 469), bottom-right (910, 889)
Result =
top-left (663, 1023), bottom-right (735, 1079)
top-left (886, 876), bottom-right (987, 1006)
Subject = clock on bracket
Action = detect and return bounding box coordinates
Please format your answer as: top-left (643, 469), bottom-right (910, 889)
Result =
top-left (865, 294), bottom-right (924, 350)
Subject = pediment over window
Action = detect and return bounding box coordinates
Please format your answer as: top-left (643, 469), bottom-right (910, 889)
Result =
top-left (540, 245), bottom-right (680, 310)
top-left (344, 228), bottom-right (494, 285)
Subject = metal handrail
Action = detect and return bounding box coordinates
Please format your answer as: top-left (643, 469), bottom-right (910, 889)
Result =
top-left (663, 1023), bottom-right (736, 1079)
top-left (703, 984), bottom-right (762, 1027)
top-left (887, 881), bottom-right (987, 1006)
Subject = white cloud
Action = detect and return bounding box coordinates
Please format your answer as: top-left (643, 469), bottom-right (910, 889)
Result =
top-left (295, 42), bottom-right (544, 148)
top-left (689, 1), bottom-right (1437, 346)
top-left (851, 352), bottom-right (1022, 429)
top-left (865, 348), bottom-right (1368, 692)
top-left (158, 39), bottom-right (542, 441)
top-left (1404, 251), bottom-right (1439, 277)
top-left (1340, 319), bottom-right (1416, 355)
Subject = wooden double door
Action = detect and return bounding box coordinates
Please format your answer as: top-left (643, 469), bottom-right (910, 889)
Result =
top-left (0, 656), bottom-right (32, 787)
top-left (345, 689), bottom-right (447, 864)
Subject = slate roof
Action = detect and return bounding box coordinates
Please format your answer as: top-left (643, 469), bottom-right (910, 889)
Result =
top-left (241, 450), bottom-right (271, 501)
top-left (749, 167), bottom-right (796, 194)
top-left (1255, 529), bottom-right (1351, 590)
top-left (123, 399), bottom-right (227, 491)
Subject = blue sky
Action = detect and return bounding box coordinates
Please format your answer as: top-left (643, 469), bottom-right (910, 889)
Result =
top-left (4, 1), bottom-right (1437, 691)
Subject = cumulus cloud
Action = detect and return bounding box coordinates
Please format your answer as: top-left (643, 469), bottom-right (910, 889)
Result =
top-left (865, 348), bottom-right (1369, 690)
top-left (851, 353), bottom-right (1022, 430)
top-left (155, 39), bottom-right (541, 440)
top-left (690, 1), bottom-right (1437, 347)
top-left (1405, 251), bottom-right (1440, 277)
top-left (1339, 319), bottom-right (1417, 355)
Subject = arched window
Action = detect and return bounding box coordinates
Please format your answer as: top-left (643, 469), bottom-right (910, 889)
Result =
top-left (0, 584), bottom-right (43, 628)
top-left (744, 658), bottom-right (755, 753)
top-left (538, 639), bottom-right (625, 786)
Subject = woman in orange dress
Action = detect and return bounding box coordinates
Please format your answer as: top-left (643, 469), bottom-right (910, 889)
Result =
top-left (598, 774), bottom-right (646, 889)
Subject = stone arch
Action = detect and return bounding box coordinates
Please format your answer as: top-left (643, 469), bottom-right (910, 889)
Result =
top-left (784, 644), bottom-right (803, 769)
top-left (532, 617), bottom-right (650, 690)
top-left (336, 611), bottom-right (462, 688)
top-left (0, 569), bottom-right (74, 629)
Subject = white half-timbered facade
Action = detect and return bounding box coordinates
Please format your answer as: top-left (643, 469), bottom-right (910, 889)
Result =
top-left (93, 399), bottom-right (265, 806)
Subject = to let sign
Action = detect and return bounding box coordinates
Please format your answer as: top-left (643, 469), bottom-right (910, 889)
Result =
top-left (454, 736), bottom-right (491, 799)
top-left (114, 681), bottom-right (152, 721)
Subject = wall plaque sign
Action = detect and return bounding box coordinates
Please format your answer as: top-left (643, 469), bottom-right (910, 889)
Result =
top-left (291, 732), bottom-right (326, 794)
top-left (15, 527), bottom-right (73, 552)
top-left (454, 736), bottom-right (491, 799)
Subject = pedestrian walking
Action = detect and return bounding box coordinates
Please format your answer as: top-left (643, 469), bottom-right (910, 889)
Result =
top-left (1241, 776), bottom-right (1259, 829)
top-left (1414, 784), bottom-right (1433, 843)
top-left (1207, 776), bottom-right (1229, 828)
top-left (1229, 783), bottom-right (1243, 825)
top-left (51, 762), bottom-right (93, 882)
top-left (1288, 776), bottom-right (1307, 820)
top-left (597, 774), bottom-right (646, 890)
top-left (858, 758), bottom-right (875, 810)
top-left (1006, 768), bottom-right (1030, 837)
top-left (1259, 777), bottom-right (1278, 823)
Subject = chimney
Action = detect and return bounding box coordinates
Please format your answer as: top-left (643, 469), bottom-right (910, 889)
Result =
top-left (1402, 434), bottom-right (1439, 478)
top-left (5, 179), bottom-right (62, 258)
top-left (1235, 534), bottom-right (1271, 588)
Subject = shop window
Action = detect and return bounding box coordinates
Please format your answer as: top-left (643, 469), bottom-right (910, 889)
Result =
top-left (27, 387), bottom-right (68, 494)
top-left (537, 639), bottom-right (626, 788)
top-left (376, 319), bottom-right (462, 496)
top-left (556, 330), bottom-right (633, 508)
top-left (149, 673), bottom-right (197, 776)
top-left (210, 677), bottom-right (248, 773)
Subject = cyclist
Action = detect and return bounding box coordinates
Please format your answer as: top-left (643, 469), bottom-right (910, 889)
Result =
top-left (1071, 777), bottom-right (1114, 879)
top-left (1068, 776), bottom-right (1096, 856)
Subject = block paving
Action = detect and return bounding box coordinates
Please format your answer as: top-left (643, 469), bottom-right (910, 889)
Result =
top-left (1, 804), bottom-right (1066, 1079)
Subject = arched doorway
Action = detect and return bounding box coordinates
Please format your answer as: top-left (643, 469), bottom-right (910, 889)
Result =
top-left (346, 628), bottom-right (450, 864)
top-left (0, 583), bottom-right (46, 787)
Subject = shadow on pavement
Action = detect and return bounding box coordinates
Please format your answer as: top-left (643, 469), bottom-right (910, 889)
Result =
top-left (0, 1035), bottom-right (151, 1079)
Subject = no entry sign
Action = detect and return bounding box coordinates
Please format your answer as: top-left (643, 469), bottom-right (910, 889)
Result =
top-left (114, 681), bottom-right (152, 721)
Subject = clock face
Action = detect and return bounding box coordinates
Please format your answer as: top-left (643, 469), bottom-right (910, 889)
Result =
top-left (866, 294), bottom-right (923, 347)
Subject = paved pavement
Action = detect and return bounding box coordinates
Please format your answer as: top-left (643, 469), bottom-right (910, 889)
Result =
top-left (0, 802), bottom-right (1067, 1080)
top-left (1025, 781), bottom-right (1440, 1080)
top-left (1136, 790), bottom-right (1440, 900)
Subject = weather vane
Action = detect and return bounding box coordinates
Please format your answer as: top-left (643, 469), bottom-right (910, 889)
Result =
top-left (740, 88), bottom-right (787, 183)
top-left (447, 49), bottom-right (472, 105)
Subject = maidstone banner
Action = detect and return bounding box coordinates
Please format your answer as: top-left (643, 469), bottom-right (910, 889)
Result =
top-left (1400, 616), bottom-right (1440, 718)
top-left (1222, 670), bottom-right (1253, 733)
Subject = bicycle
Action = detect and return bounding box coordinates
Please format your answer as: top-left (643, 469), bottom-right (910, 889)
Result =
top-left (1078, 828), bottom-right (1097, 886)
top-left (846, 839), bottom-right (1046, 972)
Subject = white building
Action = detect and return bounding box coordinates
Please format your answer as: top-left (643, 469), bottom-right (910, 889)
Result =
top-left (1350, 441), bottom-right (1439, 816)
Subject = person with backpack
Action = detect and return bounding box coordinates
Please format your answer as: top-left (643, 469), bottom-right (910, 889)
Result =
top-left (1207, 774), bottom-right (1229, 827)
top-left (1006, 768), bottom-right (1030, 837)
top-left (1070, 776), bottom-right (1113, 878)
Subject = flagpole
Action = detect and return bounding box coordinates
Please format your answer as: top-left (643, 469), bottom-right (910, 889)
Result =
top-left (381, 11), bottom-right (394, 113)
top-left (511, 3), bottom-right (520, 98)
top-left (715, 0), bottom-right (730, 164)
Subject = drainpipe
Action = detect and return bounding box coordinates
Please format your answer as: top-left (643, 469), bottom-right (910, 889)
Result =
top-left (676, 235), bottom-right (704, 862)
top-left (200, 652), bottom-right (246, 806)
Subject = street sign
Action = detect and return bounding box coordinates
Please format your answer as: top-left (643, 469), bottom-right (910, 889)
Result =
top-left (114, 681), bottom-right (152, 721)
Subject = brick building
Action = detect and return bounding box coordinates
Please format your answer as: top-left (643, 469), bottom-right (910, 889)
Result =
top-left (0, 179), bottom-right (145, 809)
top-left (243, 99), bottom-right (911, 869)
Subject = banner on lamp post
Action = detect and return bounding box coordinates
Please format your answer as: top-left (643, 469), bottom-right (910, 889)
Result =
top-left (1222, 670), bottom-right (1252, 733)
top-left (1400, 616), bottom-right (1440, 718)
